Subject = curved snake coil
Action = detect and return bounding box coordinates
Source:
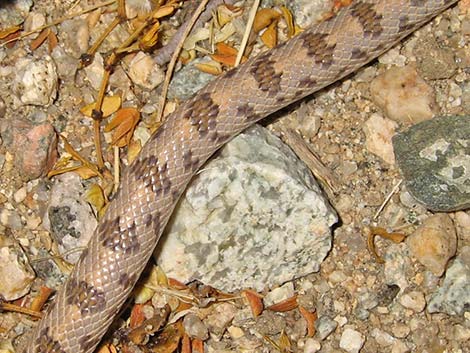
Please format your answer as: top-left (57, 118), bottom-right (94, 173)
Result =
top-left (26, 1), bottom-right (459, 352)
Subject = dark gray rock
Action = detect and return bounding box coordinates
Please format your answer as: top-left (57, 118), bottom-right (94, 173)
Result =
top-left (393, 115), bottom-right (470, 211)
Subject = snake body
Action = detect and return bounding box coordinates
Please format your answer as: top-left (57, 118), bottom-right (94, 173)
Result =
top-left (26, 1), bottom-right (459, 352)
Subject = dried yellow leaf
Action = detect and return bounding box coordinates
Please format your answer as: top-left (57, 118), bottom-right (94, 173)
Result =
top-left (253, 8), bottom-right (281, 33)
top-left (80, 96), bottom-right (122, 118)
top-left (280, 6), bottom-right (295, 38)
top-left (195, 61), bottom-right (223, 75)
top-left (260, 20), bottom-right (278, 48)
top-left (140, 21), bottom-right (160, 51)
top-left (85, 183), bottom-right (106, 214)
top-left (127, 138), bottom-right (142, 164)
top-left (74, 166), bottom-right (100, 179)
top-left (104, 107), bottom-right (140, 147)
top-left (0, 25), bottom-right (21, 39)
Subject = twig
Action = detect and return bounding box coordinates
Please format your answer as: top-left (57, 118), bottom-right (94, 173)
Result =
top-left (0, 301), bottom-right (43, 319)
top-left (153, 0), bottom-right (211, 124)
top-left (373, 179), bottom-right (403, 220)
top-left (235, 0), bottom-right (260, 67)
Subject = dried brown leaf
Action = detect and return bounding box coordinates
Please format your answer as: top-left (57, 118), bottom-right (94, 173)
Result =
top-left (30, 28), bottom-right (50, 51)
top-left (253, 8), bottom-right (281, 33)
top-left (299, 306), bottom-right (317, 337)
top-left (242, 289), bottom-right (264, 318)
top-left (0, 25), bottom-right (21, 39)
top-left (85, 183), bottom-right (106, 214)
top-left (105, 107), bottom-right (140, 147)
top-left (267, 295), bottom-right (298, 312)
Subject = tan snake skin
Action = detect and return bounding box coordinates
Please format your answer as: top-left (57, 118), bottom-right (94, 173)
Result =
top-left (26, 1), bottom-right (459, 352)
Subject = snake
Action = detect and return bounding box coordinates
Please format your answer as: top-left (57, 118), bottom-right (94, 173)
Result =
top-left (25, 1), bottom-right (459, 352)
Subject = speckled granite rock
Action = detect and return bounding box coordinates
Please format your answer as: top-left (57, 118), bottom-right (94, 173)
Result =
top-left (393, 115), bottom-right (470, 211)
top-left (43, 173), bottom-right (98, 264)
top-left (428, 246), bottom-right (470, 316)
top-left (155, 125), bottom-right (337, 292)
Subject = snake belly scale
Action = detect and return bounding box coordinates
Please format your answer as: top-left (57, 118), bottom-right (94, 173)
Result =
top-left (26, 1), bottom-right (459, 352)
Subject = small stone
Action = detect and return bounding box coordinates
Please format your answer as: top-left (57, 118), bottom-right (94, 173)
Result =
top-left (370, 65), bottom-right (437, 123)
top-left (127, 52), bottom-right (164, 90)
top-left (339, 328), bottom-right (365, 353)
top-left (315, 316), bottom-right (338, 340)
top-left (183, 313), bottom-right (209, 340)
top-left (391, 323), bottom-right (410, 339)
top-left (43, 173), bottom-right (98, 264)
top-left (0, 235), bottom-right (35, 300)
top-left (168, 58), bottom-right (215, 100)
top-left (428, 246), bottom-right (470, 316)
top-left (13, 56), bottom-right (58, 106)
top-left (362, 113), bottom-right (398, 165)
top-left (391, 340), bottom-right (410, 353)
top-left (393, 115), bottom-right (470, 211)
top-left (204, 303), bottom-right (237, 337)
top-left (384, 244), bottom-right (412, 291)
top-left (371, 328), bottom-right (395, 346)
top-left (407, 214), bottom-right (457, 276)
top-left (414, 36), bottom-right (457, 80)
top-left (227, 326), bottom-right (244, 339)
top-left (264, 282), bottom-right (295, 307)
top-left (0, 208), bottom-right (23, 230)
top-left (2, 118), bottom-right (58, 180)
top-left (303, 338), bottom-right (321, 353)
top-left (84, 53), bottom-right (105, 90)
top-left (399, 291), bottom-right (426, 312)
top-left (14, 187), bottom-right (27, 204)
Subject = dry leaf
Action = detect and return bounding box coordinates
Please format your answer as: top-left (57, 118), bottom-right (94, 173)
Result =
top-left (105, 107), bottom-right (140, 147)
top-left (181, 334), bottom-right (191, 353)
top-left (0, 25), bottom-right (21, 39)
top-left (260, 20), bottom-right (278, 48)
top-left (85, 184), bottom-right (106, 214)
top-left (267, 295), bottom-right (298, 312)
top-left (151, 321), bottom-right (184, 353)
top-left (127, 138), bottom-right (142, 164)
top-left (280, 6), bottom-right (295, 38)
top-left (96, 343), bottom-right (117, 353)
top-left (216, 4), bottom-right (243, 27)
top-left (279, 329), bottom-right (292, 352)
top-left (80, 96), bottom-right (122, 118)
top-left (195, 61), bottom-right (222, 75)
top-left (242, 289), bottom-right (264, 318)
top-left (253, 8), bottom-right (281, 33)
top-left (48, 30), bottom-right (58, 52)
top-left (130, 303), bottom-right (146, 329)
top-left (191, 338), bottom-right (204, 353)
top-left (299, 306), bottom-right (317, 337)
top-left (29, 286), bottom-right (54, 312)
top-left (30, 28), bottom-right (50, 51)
top-left (140, 21), bottom-right (160, 51)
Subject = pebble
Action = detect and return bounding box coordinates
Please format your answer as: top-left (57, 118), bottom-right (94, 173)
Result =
top-left (315, 315), bottom-right (338, 340)
top-left (13, 56), bottom-right (58, 106)
top-left (0, 208), bottom-right (23, 230)
top-left (2, 118), bottom-right (58, 180)
top-left (155, 125), bottom-right (336, 292)
top-left (43, 173), bottom-right (98, 264)
top-left (0, 235), bottom-right (35, 300)
top-left (127, 52), bottom-right (165, 90)
top-left (428, 246), bottom-right (470, 316)
top-left (407, 214), bottom-right (457, 276)
top-left (370, 65), bottom-right (437, 123)
top-left (204, 303), bottom-right (237, 338)
top-left (339, 328), bottom-right (365, 353)
top-left (393, 115), bottom-right (470, 211)
top-left (264, 282), bottom-right (295, 307)
top-left (384, 243), bottom-right (412, 291)
top-left (371, 328), bottom-right (395, 347)
top-left (303, 338), bottom-right (321, 353)
top-left (391, 323), bottom-right (410, 339)
top-left (398, 290), bottom-right (426, 312)
top-left (183, 313), bottom-right (209, 340)
top-left (414, 36), bottom-right (458, 80)
top-left (362, 113), bottom-right (398, 165)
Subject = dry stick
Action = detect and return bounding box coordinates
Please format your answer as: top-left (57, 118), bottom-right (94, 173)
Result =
top-left (234, 0), bottom-right (261, 67)
top-left (0, 301), bottom-right (43, 319)
top-left (0, 0), bottom-right (117, 48)
top-left (154, 0), bottom-right (211, 124)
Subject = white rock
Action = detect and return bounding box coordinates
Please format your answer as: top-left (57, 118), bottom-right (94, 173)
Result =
top-left (155, 125), bottom-right (337, 291)
top-left (14, 56), bottom-right (58, 106)
top-left (0, 235), bottom-right (35, 300)
top-left (362, 113), bottom-right (398, 165)
top-left (264, 282), bottom-right (295, 307)
top-left (339, 328), bottom-right (365, 353)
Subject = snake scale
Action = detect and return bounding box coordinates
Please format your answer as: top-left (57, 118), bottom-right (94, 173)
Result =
top-left (26, 1), bottom-right (459, 352)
